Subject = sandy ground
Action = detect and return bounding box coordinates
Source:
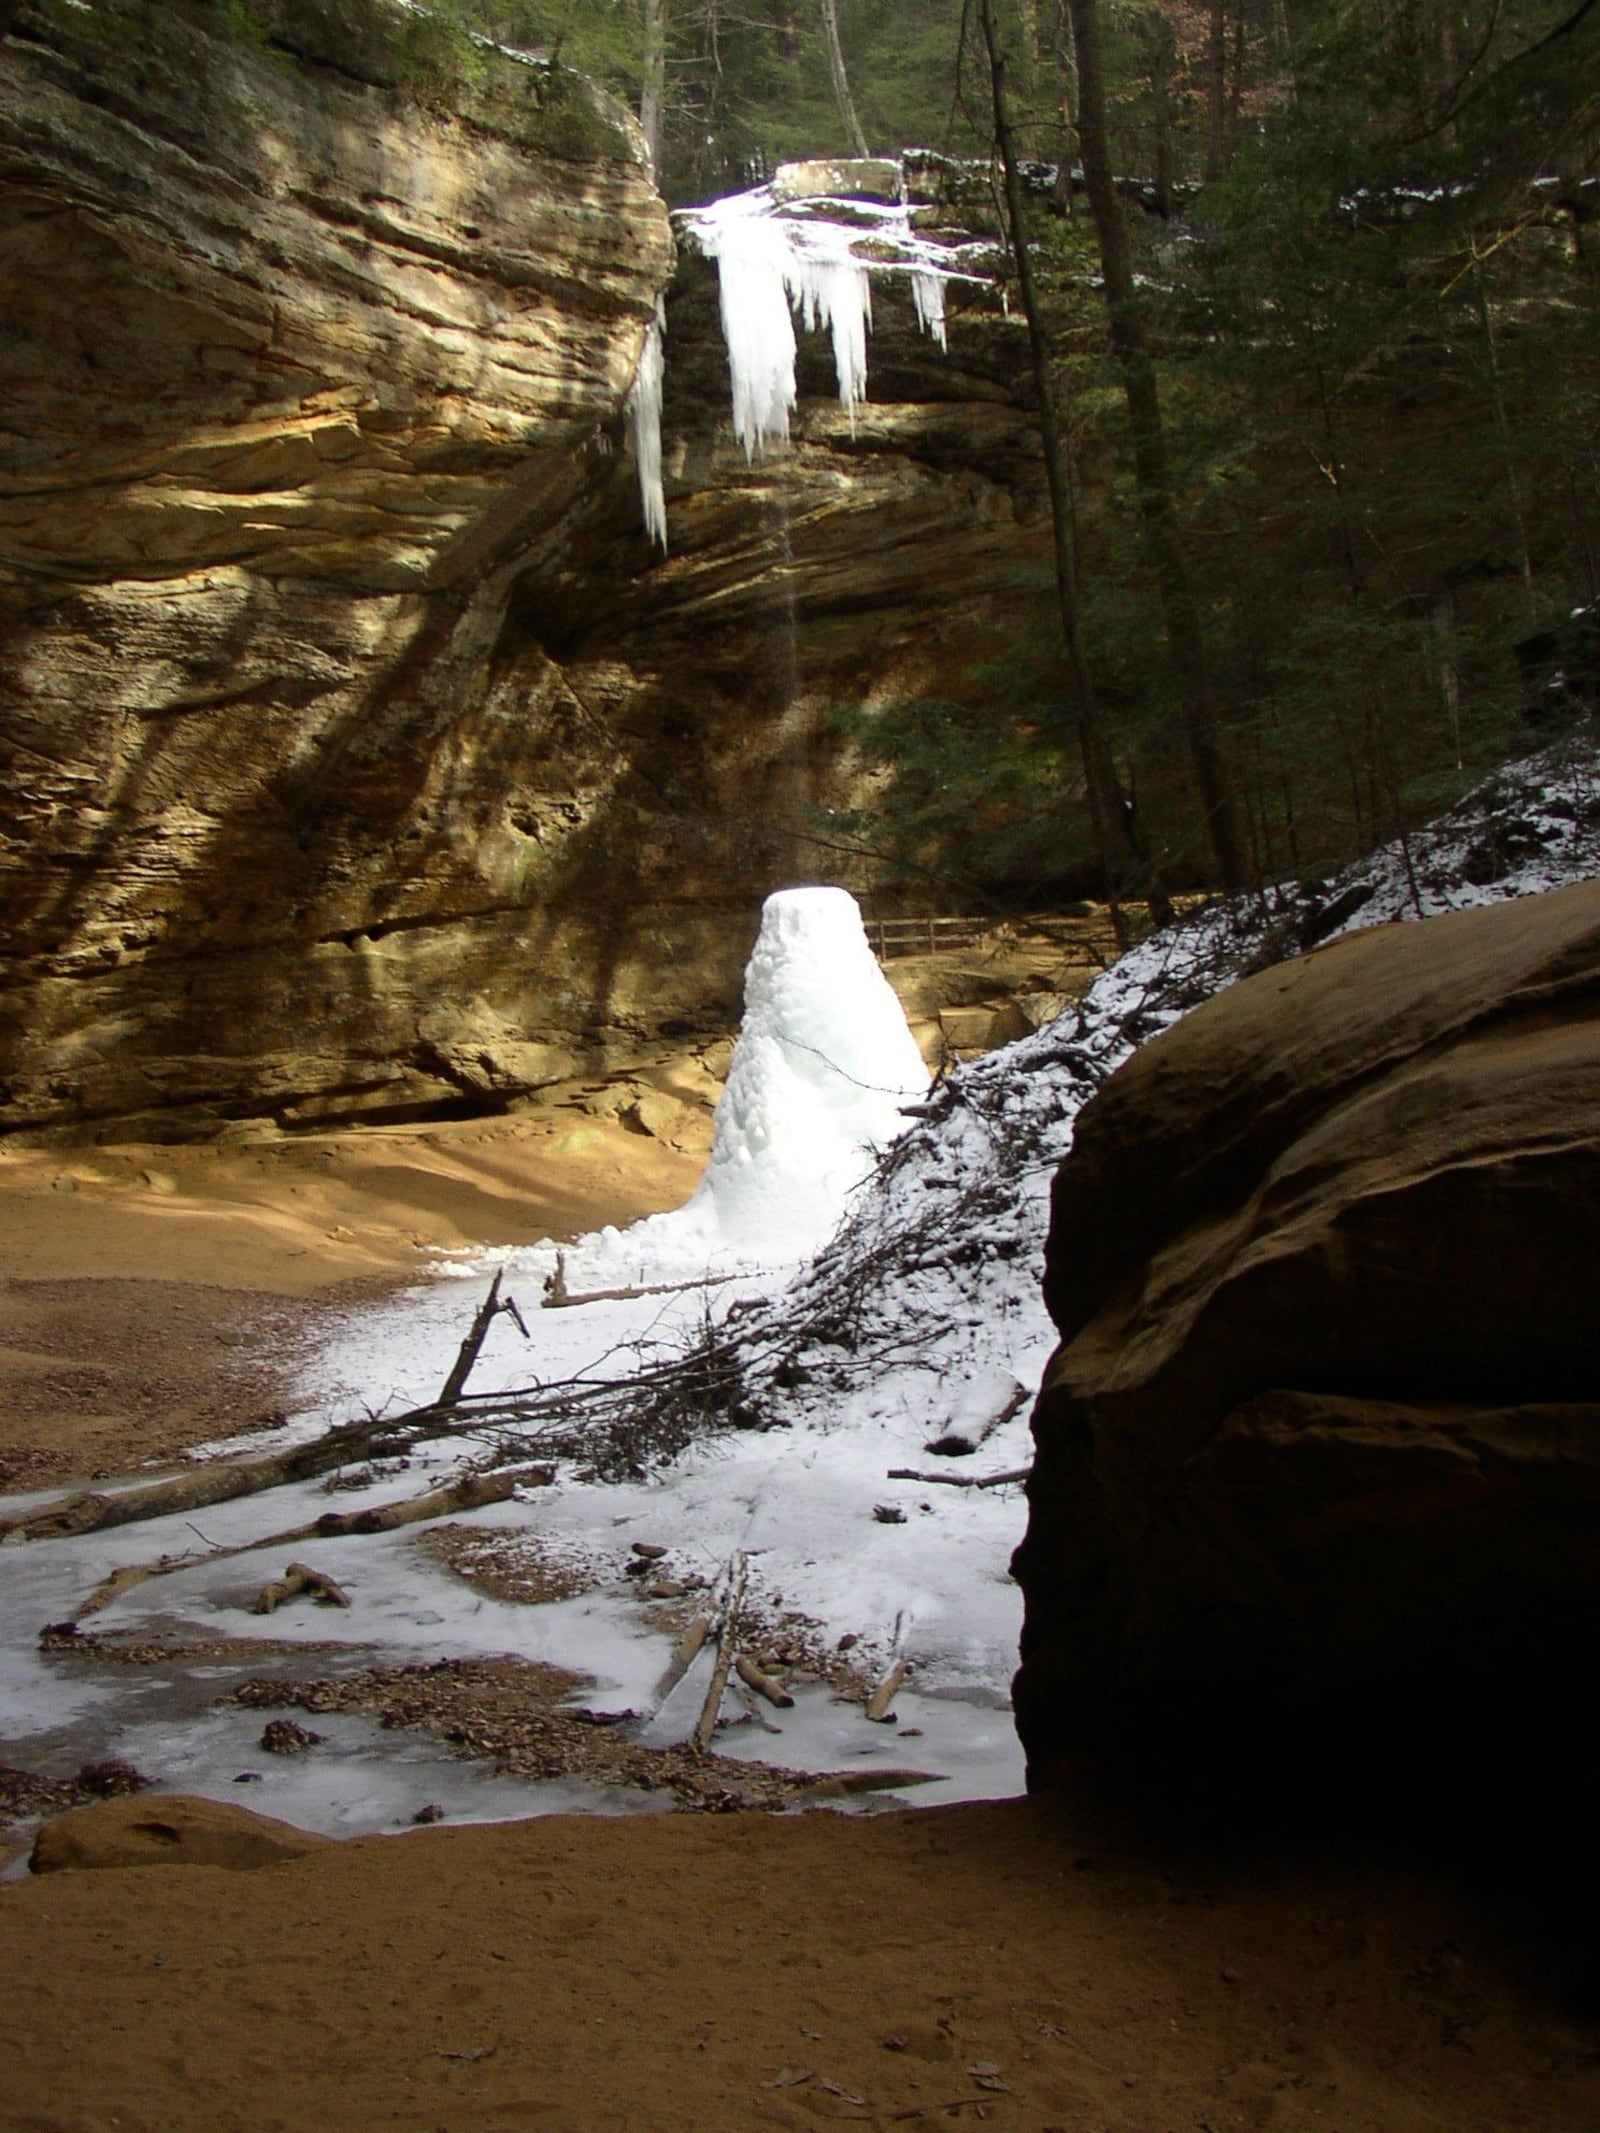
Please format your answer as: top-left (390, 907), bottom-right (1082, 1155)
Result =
top-left (0, 1065), bottom-right (713, 1490)
top-left (3, 1080), bottom-right (1598, 2130)
top-left (3, 1787), bottom-right (1598, 2132)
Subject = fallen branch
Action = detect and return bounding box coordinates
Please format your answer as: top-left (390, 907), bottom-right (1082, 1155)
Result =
top-left (543, 1250), bottom-right (755, 1311)
top-left (735, 1654), bottom-right (795, 1709)
top-left (437, 1272), bottom-right (526, 1407)
top-left (73, 1468), bottom-right (545, 1618)
top-left (865, 1610), bottom-right (912, 1725)
top-left (798, 1766), bottom-right (942, 1799)
top-left (0, 1412), bottom-right (449, 1546)
top-left (252, 1561), bottom-right (351, 1614)
top-left (314, 1468), bottom-right (545, 1536)
top-left (693, 1550), bottom-right (747, 1752)
top-left (885, 1467), bottom-right (1031, 1490)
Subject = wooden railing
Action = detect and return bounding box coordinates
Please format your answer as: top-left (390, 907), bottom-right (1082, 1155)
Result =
top-left (863, 911), bottom-right (1116, 963)
top-left (863, 914), bottom-right (989, 959)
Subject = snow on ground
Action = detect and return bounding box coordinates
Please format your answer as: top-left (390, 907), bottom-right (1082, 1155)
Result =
top-left (5, 741), bottom-right (1598, 1840)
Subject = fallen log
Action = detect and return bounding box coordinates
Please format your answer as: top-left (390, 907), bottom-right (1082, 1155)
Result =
top-left (865, 1611), bottom-right (912, 1724)
top-left (0, 1410), bottom-right (443, 1546)
top-left (73, 1467), bottom-right (546, 1618)
top-left (798, 1766), bottom-right (942, 1799)
top-left (252, 1562), bottom-right (351, 1614)
top-left (923, 1381), bottom-right (1029, 1458)
top-left (648, 1605), bottom-right (714, 1710)
top-left (312, 1468), bottom-right (543, 1536)
top-left (865, 1657), bottom-right (909, 1724)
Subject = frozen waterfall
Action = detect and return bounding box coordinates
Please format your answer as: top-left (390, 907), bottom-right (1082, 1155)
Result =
top-left (685, 884), bottom-right (929, 1249)
top-left (680, 173), bottom-right (967, 461)
top-left (577, 886), bottom-right (928, 1270)
top-left (627, 162), bottom-right (982, 545)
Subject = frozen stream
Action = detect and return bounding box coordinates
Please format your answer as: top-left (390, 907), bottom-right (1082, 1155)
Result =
top-left (0, 1257), bottom-right (1033, 1867)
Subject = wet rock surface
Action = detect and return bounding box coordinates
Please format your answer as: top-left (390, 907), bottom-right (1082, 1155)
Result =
top-left (1013, 880), bottom-right (1600, 1771)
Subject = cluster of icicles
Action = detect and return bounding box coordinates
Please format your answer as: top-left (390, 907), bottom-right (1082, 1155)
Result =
top-left (626, 170), bottom-right (968, 551)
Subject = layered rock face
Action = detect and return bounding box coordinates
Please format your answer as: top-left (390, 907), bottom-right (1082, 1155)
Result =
top-left (1, 3), bottom-right (1055, 1139)
top-left (0, 0), bottom-right (681, 1134)
top-left (1012, 882), bottom-right (1600, 1774)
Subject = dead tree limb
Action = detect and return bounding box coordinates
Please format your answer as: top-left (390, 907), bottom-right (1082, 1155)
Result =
top-left (865, 1611), bottom-right (912, 1723)
top-left (924, 1381), bottom-right (1029, 1457)
top-left (72, 1469), bottom-right (544, 1618)
top-left (0, 1404), bottom-right (483, 1547)
top-left (736, 1654), bottom-right (795, 1709)
top-left (693, 1550), bottom-right (747, 1752)
top-left (252, 1561), bottom-right (351, 1614)
top-left (437, 1273), bottom-right (526, 1407)
top-left (886, 1466), bottom-right (1032, 1490)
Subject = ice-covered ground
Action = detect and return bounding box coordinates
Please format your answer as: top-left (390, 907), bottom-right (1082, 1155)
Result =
top-left (5, 742), bottom-right (1598, 1849)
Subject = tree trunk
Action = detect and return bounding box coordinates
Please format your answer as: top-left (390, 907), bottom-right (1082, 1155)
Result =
top-left (641, 0), bottom-right (667, 173)
top-left (1204, 0), bottom-right (1229, 180)
top-left (1065, 0), bottom-right (1250, 892)
top-left (819, 0), bottom-right (870, 158)
top-left (978, 0), bottom-right (1165, 930)
top-left (1051, 0), bottom-right (1079, 215)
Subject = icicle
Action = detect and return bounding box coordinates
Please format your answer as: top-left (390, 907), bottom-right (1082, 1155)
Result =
top-left (788, 252), bottom-right (873, 432)
top-left (911, 268), bottom-right (948, 352)
top-left (710, 206), bottom-right (800, 457)
top-left (626, 298), bottom-right (668, 551)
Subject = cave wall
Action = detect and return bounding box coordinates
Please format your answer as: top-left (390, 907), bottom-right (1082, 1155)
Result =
top-left (0, 0), bottom-right (1054, 1139)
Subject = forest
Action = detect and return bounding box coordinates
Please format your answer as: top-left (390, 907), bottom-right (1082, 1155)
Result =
top-left (381, 0), bottom-right (1600, 907)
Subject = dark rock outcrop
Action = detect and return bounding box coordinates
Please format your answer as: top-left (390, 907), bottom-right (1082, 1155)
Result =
top-left (1012, 881), bottom-right (1600, 1776)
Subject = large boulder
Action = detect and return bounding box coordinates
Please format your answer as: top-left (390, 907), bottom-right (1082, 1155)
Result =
top-left (30, 1792), bottom-right (331, 1872)
top-left (1012, 880), bottom-right (1600, 1778)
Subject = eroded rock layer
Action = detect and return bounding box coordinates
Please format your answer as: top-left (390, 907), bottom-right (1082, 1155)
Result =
top-left (1012, 882), bottom-right (1600, 1772)
top-left (2, 2), bottom-right (1057, 1138)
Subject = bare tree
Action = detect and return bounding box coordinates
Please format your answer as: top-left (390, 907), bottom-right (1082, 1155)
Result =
top-left (1064, 0), bottom-right (1250, 891)
top-left (819, 0), bottom-right (871, 157)
top-left (641, 0), bottom-right (667, 171)
top-left (976, 0), bottom-right (1168, 930)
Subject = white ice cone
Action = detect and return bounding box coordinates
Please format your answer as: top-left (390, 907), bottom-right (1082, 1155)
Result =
top-left (690, 886), bottom-right (929, 1250)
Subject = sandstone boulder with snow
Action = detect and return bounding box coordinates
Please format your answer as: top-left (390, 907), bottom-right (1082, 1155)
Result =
top-left (1012, 879), bottom-right (1600, 1776)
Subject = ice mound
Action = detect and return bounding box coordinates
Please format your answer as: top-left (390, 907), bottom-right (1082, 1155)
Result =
top-left (689, 886), bottom-right (929, 1250)
top-left (570, 886), bottom-right (928, 1282)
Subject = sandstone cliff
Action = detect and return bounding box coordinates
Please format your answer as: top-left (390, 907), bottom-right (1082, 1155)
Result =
top-left (1012, 881), bottom-right (1600, 1773)
top-left (1, 2), bottom-right (1053, 1138)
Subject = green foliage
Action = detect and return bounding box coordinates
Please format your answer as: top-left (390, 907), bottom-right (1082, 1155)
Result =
top-left (394, 0), bottom-right (488, 105)
top-left (214, 0), bottom-right (271, 45)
